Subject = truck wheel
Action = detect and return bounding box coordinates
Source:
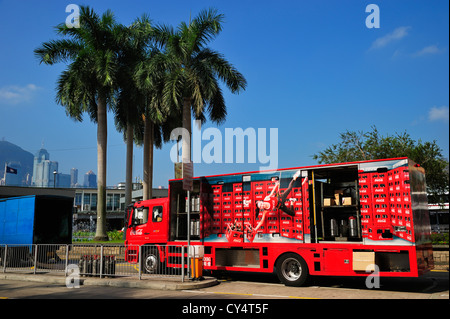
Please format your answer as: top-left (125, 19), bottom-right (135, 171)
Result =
top-left (141, 246), bottom-right (161, 274)
top-left (276, 253), bottom-right (308, 287)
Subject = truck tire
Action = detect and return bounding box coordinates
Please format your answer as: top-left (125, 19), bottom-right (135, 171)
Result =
top-left (141, 246), bottom-right (162, 274)
top-left (276, 253), bottom-right (309, 287)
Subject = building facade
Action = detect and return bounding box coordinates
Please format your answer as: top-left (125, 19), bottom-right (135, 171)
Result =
top-left (31, 148), bottom-right (58, 187)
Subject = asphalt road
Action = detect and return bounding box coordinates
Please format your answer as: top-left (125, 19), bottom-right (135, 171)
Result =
top-left (1, 271), bottom-right (448, 318)
top-left (0, 270), bottom-right (447, 300)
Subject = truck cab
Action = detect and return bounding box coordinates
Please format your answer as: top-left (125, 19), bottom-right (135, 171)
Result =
top-left (125, 198), bottom-right (170, 247)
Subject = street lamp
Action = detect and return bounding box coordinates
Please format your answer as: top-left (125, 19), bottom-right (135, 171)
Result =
top-left (53, 170), bottom-right (57, 188)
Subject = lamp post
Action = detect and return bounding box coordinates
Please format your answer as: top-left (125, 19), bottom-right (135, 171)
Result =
top-left (53, 170), bottom-right (57, 188)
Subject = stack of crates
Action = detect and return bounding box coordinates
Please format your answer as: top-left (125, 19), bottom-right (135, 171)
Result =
top-left (359, 166), bottom-right (414, 242)
top-left (252, 181), bottom-right (267, 233)
top-left (359, 171), bottom-right (393, 241)
top-left (242, 189), bottom-right (253, 230)
top-left (199, 190), bottom-right (212, 238)
top-left (233, 183), bottom-right (244, 229)
top-left (370, 172), bottom-right (393, 241)
top-left (294, 183), bottom-right (305, 240)
top-left (388, 167), bottom-right (414, 242)
top-left (212, 185), bottom-right (222, 234)
top-left (280, 187), bottom-right (294, 238)
top-left (222, 191), bottom-right (233, 233)
top-left (358, 171), bottom-right (372, 238)
top-left (210, 177), bottom-right (309, 241)
top-left (279, 178), bottom-right (307, 241)
top-left (266, 181), bottom-right (279, 234)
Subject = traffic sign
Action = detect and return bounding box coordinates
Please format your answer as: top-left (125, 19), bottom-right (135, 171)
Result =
top-left (182, 162), bottom-right (193, 191)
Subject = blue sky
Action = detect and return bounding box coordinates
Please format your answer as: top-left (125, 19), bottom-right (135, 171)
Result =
top-left (0, 0), bottom-right (448, 187)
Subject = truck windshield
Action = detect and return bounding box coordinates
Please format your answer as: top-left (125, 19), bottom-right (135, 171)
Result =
top-left (131, 207), bottom-right (149, 225)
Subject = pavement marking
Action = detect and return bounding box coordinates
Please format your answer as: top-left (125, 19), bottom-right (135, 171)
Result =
top-left (181, 290), bottom-right (319, 299)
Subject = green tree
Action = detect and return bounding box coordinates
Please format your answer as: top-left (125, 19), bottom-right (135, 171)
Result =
top-left (150, 8), bottom-right (247, 165)
top-left (312, 126), bottom-right (449, 202)
top-left (114, 16), bottom-right (153, 206)
top-left (34, 6), bottom-right (122, 241)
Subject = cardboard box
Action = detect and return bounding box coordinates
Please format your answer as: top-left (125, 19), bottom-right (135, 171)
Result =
top-left (324, 198), bottom-right (335, 206)
top-left (334, 190), bottom-right (344, 205)
top-left (353, 251), bottom-right (375, 271)
top-left (342, 197), bottom-right (352, 205)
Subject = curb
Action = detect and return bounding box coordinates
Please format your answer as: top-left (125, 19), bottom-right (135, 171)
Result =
top-left (0, 273), bottom-right (219, 291)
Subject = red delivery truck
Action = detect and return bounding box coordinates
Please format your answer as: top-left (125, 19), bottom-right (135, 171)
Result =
top-left (124, 157), bottom-right (434, 286)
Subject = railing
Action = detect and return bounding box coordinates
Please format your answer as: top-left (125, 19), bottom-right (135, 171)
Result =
top-left (0, 244), bottom-right (189, 282)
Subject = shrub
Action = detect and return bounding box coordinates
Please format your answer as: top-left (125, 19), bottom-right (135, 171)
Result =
top-left (431, 232), bottom-right (449, 245)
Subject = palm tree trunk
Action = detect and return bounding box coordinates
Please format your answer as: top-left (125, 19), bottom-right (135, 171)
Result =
top-left (125, 122), bottom-right (133, 208)
top-left (94, 92), bottom-right (108, 241)
top-left (143, 115), bottom-right (154, 202)
top-left (182, 97), bottom-right (191, 164)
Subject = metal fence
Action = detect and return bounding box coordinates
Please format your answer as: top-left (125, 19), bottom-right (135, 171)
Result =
top-left (0, 244), bottom-right (189, 281)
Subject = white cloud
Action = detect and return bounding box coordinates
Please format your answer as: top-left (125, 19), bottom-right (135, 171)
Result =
top-left (369, 26), bottom-right (411, 50)
top-left (413, 45), bottom-right (443, 57)
top-left (0, 84), bottom-right (40, 105)
top-left (428, 106), bottom-right (449, 123)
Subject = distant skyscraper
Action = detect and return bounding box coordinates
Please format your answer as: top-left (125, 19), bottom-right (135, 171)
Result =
top-left (31, 148), bottom-right (58, 187)
top-left (57, 173), bottom-right (71, 188)
top-left (84, 170), bottom-right (97, 188)
top-left (70, 168), bottom-right (78, 187)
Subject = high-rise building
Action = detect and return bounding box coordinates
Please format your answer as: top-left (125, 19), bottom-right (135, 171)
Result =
top-left (70, 168), bottom-right (78, 187)
top-left (84, 170), bottom-right (97, 188)
top-left (31, 148), bottom-right (58, 187)
top-left (57, 173), bottom-right (71, 188)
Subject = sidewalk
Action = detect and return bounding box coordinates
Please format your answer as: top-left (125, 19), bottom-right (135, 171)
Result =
top-left (0, 272), bottom-right (218, 291)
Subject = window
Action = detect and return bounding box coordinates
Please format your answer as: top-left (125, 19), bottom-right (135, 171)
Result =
top-left (133, 207), bottom-right (148, 225)
top-left (107, 193), bottom-right (113, 211)
top-left (113, 194), bottom-right (120, 211)
top-left (152, 206), bottom-right (163, 222)
top-left (91, 194), bottom-right (97, 210)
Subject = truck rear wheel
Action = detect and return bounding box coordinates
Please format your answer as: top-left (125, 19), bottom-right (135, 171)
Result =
top-left (141, 246), bottom-right (162, 274)
top-left (276, 253), bottom-right (308, 287)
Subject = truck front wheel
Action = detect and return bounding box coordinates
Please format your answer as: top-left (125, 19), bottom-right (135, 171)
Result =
top-left (276, 253), bottom-right (309, 287)
top-left (141, 246), bottom-right (162, 274)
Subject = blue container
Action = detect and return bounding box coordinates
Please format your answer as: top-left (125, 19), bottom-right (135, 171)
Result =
top-left (0, 195), bottom-right (73, 245)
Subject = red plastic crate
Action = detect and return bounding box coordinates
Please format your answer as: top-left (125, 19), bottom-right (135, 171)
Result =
top-left (233, 183), bottom-right (243, 193)
top-left (293, 228), bottom-right (303, 241)
top-left (267, 225), bottom-right (279, 233)
top-left (281, 227), bottom-right (295, 238)
top-left (267, 216), bottom-right (279, 225)
top-left (358, 172), bottom-right (372, 185)
top-left (280, 216), bottom-right (293, 227)
top-left (372, 183), bottom-right (388, 195)
top-left (222, 192), bottom-right (232, 201)
top-left (372, 172), bottom-right (387, 184)
top-left (368, 225), bottom-right (394, 241)
top-left (292, 187), bottom-right (302, 198)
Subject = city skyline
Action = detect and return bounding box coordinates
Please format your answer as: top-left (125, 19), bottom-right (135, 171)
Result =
top-left (2, 141), bottom-right (99, 188)
top-left (0, 0), bottom-right (448, 188)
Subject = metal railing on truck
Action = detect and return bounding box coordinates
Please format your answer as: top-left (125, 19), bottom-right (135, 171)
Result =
top-left (0, 244), bottom-right (188, 282)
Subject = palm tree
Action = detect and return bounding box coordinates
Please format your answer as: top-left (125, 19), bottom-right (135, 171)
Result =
top-left (135, 47), bottom-right (181, 200)
top-left (34, 6), bottom-right (121, 241)
top-left (114, 17), bottom-right (152, 207)
top-left (151, 8), bottom-right (247, 165)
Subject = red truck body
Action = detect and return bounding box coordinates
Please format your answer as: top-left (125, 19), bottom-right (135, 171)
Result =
top-left (124, 157), bottom-right (434, 286)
